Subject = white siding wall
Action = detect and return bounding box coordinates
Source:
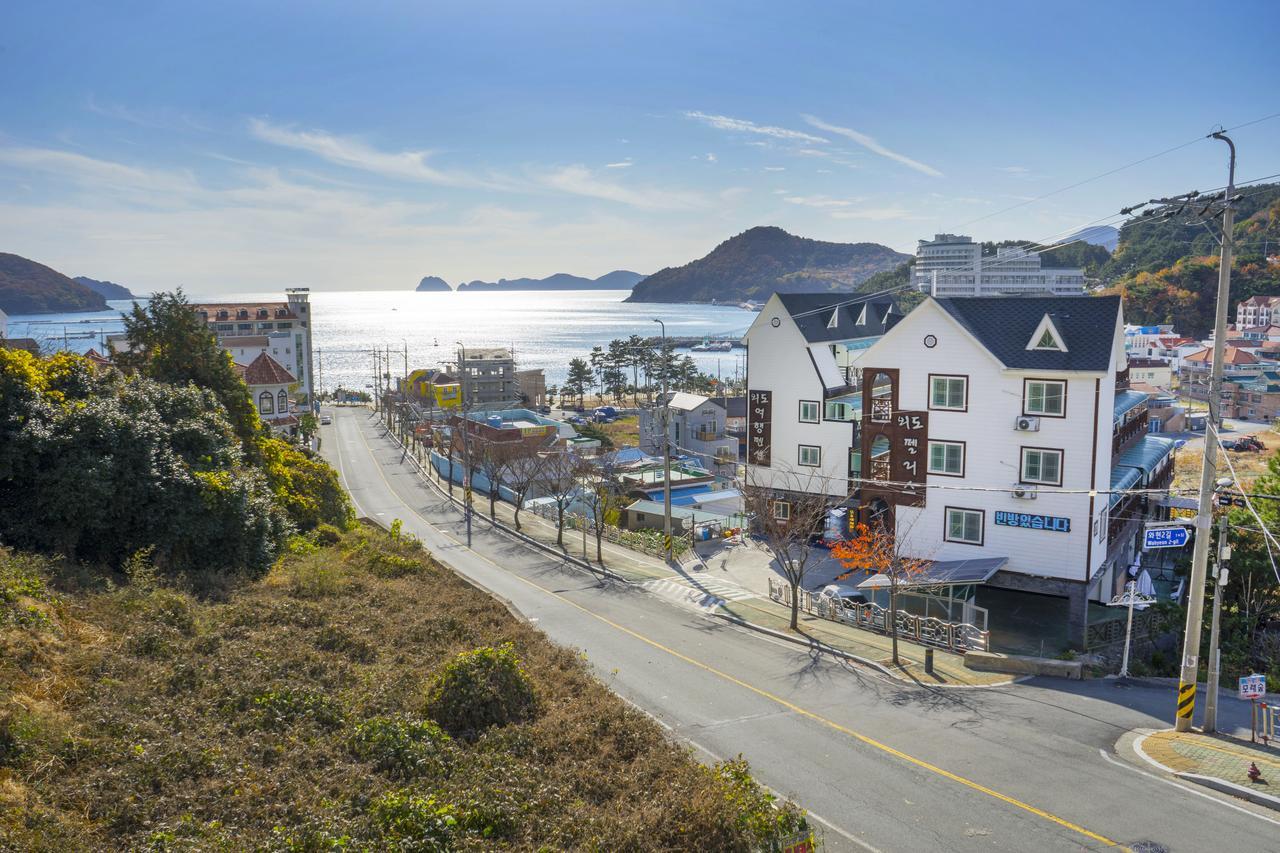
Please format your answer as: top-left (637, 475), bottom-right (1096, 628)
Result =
top-left (864, 302), bottom-right (1114, 584)
top-left (744, 296), bottom-right (853, 496)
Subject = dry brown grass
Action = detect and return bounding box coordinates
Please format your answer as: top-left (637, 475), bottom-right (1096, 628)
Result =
top-left (1172, 427), bottom-right (1280, 494)
top-left (0, 526), bottom-right (805, 851)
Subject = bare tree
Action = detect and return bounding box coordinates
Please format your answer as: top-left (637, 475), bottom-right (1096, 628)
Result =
top-left (541, 450), bottom-right (581, 549)
top-left (476, 437), bottom-right (521, 519)
top-left (506, 449), bottom-right (547, 532)
top-left (740, 467), bottom-right (837, 630)
top-left (580, 451), bottom-right (625, 565)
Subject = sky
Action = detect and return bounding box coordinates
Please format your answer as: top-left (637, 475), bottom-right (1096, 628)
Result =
top-left (1, 0), bottom-right (1278, 294)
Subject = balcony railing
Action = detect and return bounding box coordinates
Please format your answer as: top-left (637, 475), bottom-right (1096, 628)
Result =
top-left (1112, 411), bottom-right (1149, 457)
top-left (692, 427), bottom-right (724, 442)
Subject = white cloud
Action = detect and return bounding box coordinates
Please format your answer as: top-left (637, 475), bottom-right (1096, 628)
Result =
top-left (683, 111), bottom-right (828, 144)
top-left (801, 115), bottom-right (941, 177)
top-left (762, 166), bottom-right (786, 172)
top-left (534, 165), bottom-right (705, 210)
top-left (249, 118), bottom-right (508, 190)
top-left (705, 152), bottom-right (717, 162)
top-left (605, 159), bottom-right (633, 168)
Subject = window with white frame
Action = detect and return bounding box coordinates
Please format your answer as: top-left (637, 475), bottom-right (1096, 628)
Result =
top-left (798, 445), bottom-right (821, 467)
top-left (944, 507), bottom-right (984, 545)
top-left (927, 441), bottom-right (964, 476)
top-left (1020, 448), bottom-right (1063, 485)
top-left (1024, 380), bottom-right (1066, 416)
top-left (929, 375), bottom-right (967, 410)
top-left (799, 400), bottom-right (820, 423)
top-left (772, 500), bottom-right (791, 521)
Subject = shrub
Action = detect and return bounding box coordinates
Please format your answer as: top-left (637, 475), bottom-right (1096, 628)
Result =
top-left (369, 790), bottom-right (458, 849)
top-left (423, 643), bottom-right (538, 738)
top-left (369, 552), bottom-right (422, 579)
top-left (311, 524), bottom-right (343, 547)
top-left (314, 625), bottom-right (376, 663)
top-left (712, 758), bottom-right (809, 846)
top-left (252, 689), bottom-right (345, 730)
top-left (348, 714), bottom-right (452, 779)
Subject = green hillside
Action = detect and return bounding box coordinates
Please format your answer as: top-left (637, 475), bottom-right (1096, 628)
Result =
top-left (0, 253), bottom-right (108, 314)
top-left (626, 226), bottom-right (909, 304)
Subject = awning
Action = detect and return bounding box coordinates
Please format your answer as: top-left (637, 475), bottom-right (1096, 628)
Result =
top-left (1109, 464), bottom-right (1142, 508)
top-left (1113, 389), bottom-right (1149, 422)
top-left (857, 556), bottom-right (1007, 590)
top-left (1156, 495), bottom-right (1198, 511)
top-left (1115, 434), bottom-right (1177, 476)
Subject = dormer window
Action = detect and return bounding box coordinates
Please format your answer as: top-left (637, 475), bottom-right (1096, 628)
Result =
top-left (827, 309), bottom-right (839, 330)
top-left (856, 304), bottom-right (867, 326)
top-left (1027, 313), bottom-right (1068, 352)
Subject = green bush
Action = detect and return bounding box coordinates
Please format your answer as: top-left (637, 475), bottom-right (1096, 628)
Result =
top-left (713, 758), bottom-right (809, 847)
top-left (369, 552), bottom-right (422, 579)
top-left (311, 524), bottom-right (343, 547)
top-left (369, 790), bottom-right (458, 850)
top-left (348, 714), bottom-right (452, 779)
top-left (423, 643), bottom-right (538, 738)
top-left (252, 689), bottom-right (345, 731)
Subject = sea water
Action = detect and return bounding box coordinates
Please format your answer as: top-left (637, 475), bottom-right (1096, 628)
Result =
top-left (4, 290), bottom-right (756, 390)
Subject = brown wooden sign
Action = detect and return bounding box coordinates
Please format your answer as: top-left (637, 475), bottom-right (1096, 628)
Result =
top-left (857, 366), bottom-right (927, 509)
top-left (747, 389), bottom-right (772, 467)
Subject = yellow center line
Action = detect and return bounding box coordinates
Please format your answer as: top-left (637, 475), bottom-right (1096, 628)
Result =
top-left (343, 411), bottom-right (1126, 851)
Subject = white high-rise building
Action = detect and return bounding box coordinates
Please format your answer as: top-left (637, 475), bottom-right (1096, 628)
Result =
top-left (191, 288), bottom-right (315, 405)
top-left (911, 234), bottom-right (1085, 297)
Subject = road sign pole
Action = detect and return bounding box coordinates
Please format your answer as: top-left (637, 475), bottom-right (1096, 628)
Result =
top-left (1205, 513), bottom-right (1229, 732)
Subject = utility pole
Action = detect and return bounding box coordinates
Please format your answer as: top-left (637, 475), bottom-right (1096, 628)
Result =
top-left (653, 318), bottom-right (672, 562)
top-left (1204, 514), bottom-right (1232, 732)
top-left (1175, 130), bottom-right (1236, 732)
top-left (456, 340), bottom-right (472, 547)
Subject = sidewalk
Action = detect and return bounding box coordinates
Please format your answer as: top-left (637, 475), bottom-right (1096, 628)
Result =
top-left (374, 412), bottom-right (1008, 687)
top-left (1135, 728), bottom-right (1280, 811)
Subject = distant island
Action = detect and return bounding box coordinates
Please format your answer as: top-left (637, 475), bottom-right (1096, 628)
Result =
top-left (74, 276), bottom-right (135, 300)
top-left (415, 275), bottom-right (452, 292)
top-left (0, 253), bottom-right (109, 314)
top-left (626, 226), bottom-right (910, 304)
top-left (443, 270), bottom-right (645, 292)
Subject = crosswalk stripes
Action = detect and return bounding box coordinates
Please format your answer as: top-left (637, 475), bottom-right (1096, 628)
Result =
top-left (640, 576), bottom-right (758, 612)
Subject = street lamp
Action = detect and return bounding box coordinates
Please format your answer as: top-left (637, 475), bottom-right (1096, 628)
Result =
top-left (456, 340), bottom-right (472, 547)
top-left (653, 318), bottom-right (672, 562)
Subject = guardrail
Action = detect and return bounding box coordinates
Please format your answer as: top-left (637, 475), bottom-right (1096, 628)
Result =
top-left (767, 577), bottom-right (990, 653)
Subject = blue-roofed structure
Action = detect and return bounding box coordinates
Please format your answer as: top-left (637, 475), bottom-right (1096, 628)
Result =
top-left (1113, 389), bottom-right (1148, 423)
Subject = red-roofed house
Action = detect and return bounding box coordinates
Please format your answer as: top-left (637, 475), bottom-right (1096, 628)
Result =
top-left (1182, 345), bottom-right (1265, 402)
top-left (242, 352), bottom-right (299, 436)
top-left (190, 288), bottom-right (314, 405)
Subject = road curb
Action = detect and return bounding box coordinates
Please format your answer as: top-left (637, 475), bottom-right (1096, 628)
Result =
top-left (1174, 772), bottom-right (1280, 812)
top-left (364, 413), bottom-right (1004, 688)
top-left (1130, 729), bottom-right (1280, 813)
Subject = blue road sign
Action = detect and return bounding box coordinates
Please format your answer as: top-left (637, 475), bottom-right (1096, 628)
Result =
top-left (1144, 526), bottom-right (1189, 549)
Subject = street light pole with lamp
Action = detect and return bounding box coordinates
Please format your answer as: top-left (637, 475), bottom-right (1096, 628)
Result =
top-left (653, 318), bottom-right (673, 562)
top-left (456, 341), bottom-right (473, 548)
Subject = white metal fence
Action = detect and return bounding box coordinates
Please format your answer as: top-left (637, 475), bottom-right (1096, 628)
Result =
top-left (767, 577), bottom-right (990, 653)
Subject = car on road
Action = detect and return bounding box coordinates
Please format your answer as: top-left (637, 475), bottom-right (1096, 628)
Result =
top-left (320, 414), bottom-right (333, 425)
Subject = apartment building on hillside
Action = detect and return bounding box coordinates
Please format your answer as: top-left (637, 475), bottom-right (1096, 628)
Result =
top-left (1236, 295), bottom-right (1280, 327)
top-left (911, 234), bottom-right (1085, 297)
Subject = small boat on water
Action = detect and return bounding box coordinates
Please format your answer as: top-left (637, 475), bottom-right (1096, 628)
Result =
top-left (738, 301), bottom-right (762, 312)
top-left (690, 338), bottom-right (734, 352)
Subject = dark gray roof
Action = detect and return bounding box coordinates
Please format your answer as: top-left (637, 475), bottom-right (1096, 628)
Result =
top-left (935, 295), bottom-right (1121, 372)
top-left (858, 556), bottom-right (1007, 589)
top-left (776, 293), bottom-right (903, 344)
top-left (708, 396), bottom-right (747, 418)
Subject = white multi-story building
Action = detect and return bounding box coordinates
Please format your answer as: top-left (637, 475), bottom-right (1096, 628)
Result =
top-left (1237, 295), bottom-right (1280, 327)
top-left (192, 288), bottom-right (314, 405)
top-left (911, 234), bottom-right (1085, 297)
top-left (744, 293), bottom-right (1176, 649)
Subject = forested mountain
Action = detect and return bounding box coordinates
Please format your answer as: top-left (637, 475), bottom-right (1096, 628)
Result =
top-left (0, 253), bottom-right (108, 314)
top-left (73, 275), bottom-right (134, 299)
top-left (1101, 183), bottom-right (1280, 336)
top-left (453, 270), bottom-right (645, 292)
top-left (625, 226), bottom-right (909, 304)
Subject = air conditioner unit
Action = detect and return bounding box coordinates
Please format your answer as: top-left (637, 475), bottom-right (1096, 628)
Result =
top-left (1015, 416), bottom-right (1041, 431)
top-left (1012, 484), bottom-right (1038, 500)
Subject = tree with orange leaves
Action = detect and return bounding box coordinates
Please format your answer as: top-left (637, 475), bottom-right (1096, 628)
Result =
top-left (830, 521), bottom-right (931, 666)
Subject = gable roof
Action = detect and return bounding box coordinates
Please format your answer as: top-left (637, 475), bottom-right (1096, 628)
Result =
top-left (243, 351), bottom-right (296, 386)
top-left (775, 294), bottom-right (903, 344)
top-left (1184, 346), bottom-right (1258, 366)
top-left (664, 391), bottom-right (715, 412)
top-left (933, 296), bottom-right (1120, 372)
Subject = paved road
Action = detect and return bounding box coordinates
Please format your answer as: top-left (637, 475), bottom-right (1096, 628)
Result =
top-left (322, 407), bottom-right (1279, 852)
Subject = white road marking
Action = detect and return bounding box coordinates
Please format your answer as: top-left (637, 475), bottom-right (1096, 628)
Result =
top-left (1098, 748), bottom-right (1280, 827)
